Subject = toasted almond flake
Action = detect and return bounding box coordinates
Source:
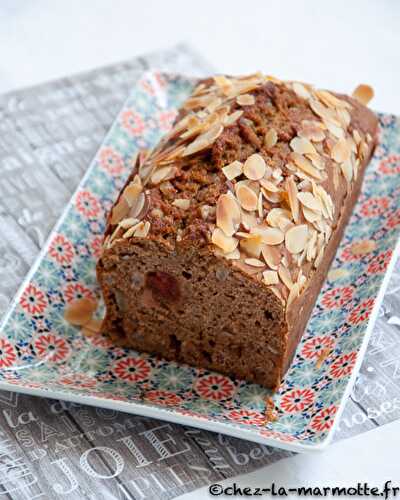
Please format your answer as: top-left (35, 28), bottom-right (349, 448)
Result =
top-left (223, 110), bottom-right (243, 126)
top-left (222, 160), bottom-right (243, 180)
top-left (267, 208), bottom-right (292, 227)
top-left (353, 129), bottom-right (362, 145)
top-left (110, 197), bottom-right (130, 225)
top-left (315, 90), bottom-right (345, 109)
top-left (122, 221), bottom-right (141, 238)
top-left (352, 84), bottom-right (374, 106)
top-left (216, 194), bottom-right (241, 237)
top-left (133, 221), bottom-right (150, 238)
top-left (331, 138), bottom-right (351, 163)
top-left (306, 152), bottom-right (325, 170)
top-left (206, 97), bottom-right (222, 113)
top-left (290, 137), bottom-right (317, 155)
top-left (264, 128), bottom-right (278, 148)
top-left (223, 248), bottom-right (241, 260)
top-left (84, 318), bottom-right (103, 333)
top-left (286, 176), bottom-right (300, 223)
top-left (214, 75), bottom-right (232, 88)
top-left (309, 98), bottom-right (331, 120)
top-left (259, 178), bottom-right (279, 193)
top-left (182, 123), bottom-right (223, 157)
top-left (314, 184), bottom-right (334, 220)
top-left (123, 182), bottom-right (143, 207)
top-left (303, 206), bottom-right (321, 223)
top-left (285, 224), bottom-right (308, 254)
top-left (262, 270), bottom-right (279, 285)
top-left (240, 210), bottom-right (258, 230)
top-left (269, 286), bottom-right (284, 304)
top-left (232, 259), bottom-right (262, 275)
top-left (151, 166), bottom-right (178, 185)
top-left (292, 82), bottom-right (311, 99)
top-left (129, 192), bottom-right (145, 219)
top-left (172, 199), bottom-right (191, 210)
top-left (333, 165), bottom-right (340, 190)
top-left (261, 188), bottom-right (281, 204)
top-left (119, 217), bottom-right (139, 229)
top-left (291, 152), bottom-right (322, 179)
top-left (252, 227), bottom-right (284, 245)
top-left (236, 184), bottom-right (258, 211)
top-left (257, 192), bottom-right (263, 218)
top-left (261, 245), bottom-right (281, 270)
top-left (314, 245), bottom-right (325, 268)
top-left (340, 159), bottom-right (353, 184)
top-left (306, 229), bottom-right (318, 261)
top-left (212, 228), bottom-right (238, 253)
top-left (64, 298), bottom-right (98, 326)
top-left (324, 119), bottom-right (345, 139)
top-left (245, 257), bottom-right (265, 267)
top-left (240, 234), bottom-right (264, 258)
top-left (236, 94), bottom-right (255, 106)
top-left (278, 265), bottom-right (293, 290)
top-left (287, 282), bottom-right (300, 307)
top-left (243, 154), bottom-right (266, 181)
top-left (297, 191), bottom-right (323, 212)
top-left (299, 120), bottom-right (326, 142)
top-left (350, 239), bottom-right (377, 256)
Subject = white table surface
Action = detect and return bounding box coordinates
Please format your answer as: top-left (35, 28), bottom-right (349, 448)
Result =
top-left (2, 0), bottom-right (400, 496)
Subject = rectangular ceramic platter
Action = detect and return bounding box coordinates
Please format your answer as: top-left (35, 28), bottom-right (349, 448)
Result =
top-left (1, 72), bottom-right (399, 452)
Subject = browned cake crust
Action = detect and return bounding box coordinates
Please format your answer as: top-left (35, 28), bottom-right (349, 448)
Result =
top-left (96, 74), bottom-right (378, 389)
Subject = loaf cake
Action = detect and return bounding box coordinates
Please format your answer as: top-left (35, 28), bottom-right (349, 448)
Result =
top-left (97, 74), bottom-right (378, 389)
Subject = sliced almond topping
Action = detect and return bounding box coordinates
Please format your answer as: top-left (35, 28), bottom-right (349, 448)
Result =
top-left (352, 84), bottom-right (374, 106)
top-left (257, 192), bottom-right (263, 218)
top-left (299, 120), bottom-right (326, 142)
top-left (236, 94), bottom-right (255, 106)
top-left (314, 245), bottom-right (325, 268)
top-left (324, 119), bottom-right (345, 139)
top-left (290, 137), bottom-right (317, 155)
top-left (212, 228), bottom-right (238, 253)
top-left (243, 154), bottom-right (266, 181)
top-left (223, 110), bottom-right (243, 126)
top-left (182, 123), bottom-right (223, 157)
top-left (302, 206), bottom-right (321, 223)
top-left (314, 185), bottom-right (334, 220)
top-left (110, 197), bottom-right (130, 225)
top-left (216, 194), bottom-right (241, 237)
top-left (123, 221), bottom-right (144, 238)
top-left (262, 270), bottom-right (279, 285)
top-left (119, 217), bottom-right (139, 229)
top-left (151, 166), bottom-right (178, 185)
top-left (123, 182), bottom-right (143, 207)
top-left (261, 188), bottom-right (281, 204)
top-left (84, 318), bottom-right (103, 334)
top-left (291, 152), bottom-right (322, 179)
top-left (206, 97), bottom-right (222, 113)
top-left (172, 199), bottom-right (191, 210)
top-left (350, 239), bottom-right (376, 256)
top-left (222, 160), bottom-right (243, 180)
top-left (240, 234), bottom-right (264, 258)
top-left (306, 229), bottom-right (318, 262)
top-left (64, 298), bottom-right (98, 326)
top-left (306, 152), bottom-right (325, 170)
top-left (267, 208), bottom-right (292, 227)
top-left (331, 138), bottom-right (351, 163)
top-left (353, 129), bottom-right (362, 145)
top-left (129, 191), bottom-right (145, 219)
top-left (292, 82), bottom-right (311, 99)
top-left (259, 178), bottom-right (280, 193)
top-left (244, 257), bottom-right (265, 268)
top-left (340, 159), bottom-right (353, 184)
top-left (315, 89), bottom-right (345, 109)
top-left (264, 128), bottom-right (278, 148)
top-left (286, 176), bottom-right (300, 223)
top-left (261, 245), bottom-right (281, 270)
top-left (278, 265), bottom-right (293, 290)
top-left (241, 210), bottom-right (258, 230)
top-left (252, 226), bottom-right (284, 245)
top-left (297, 191), bottom-right (323, 212)
top-left (236, 183), bottom-right (258, 211)
top-left (269, 286), bottom-right (284, 304)
top-left (287, 282), bottom-right (300, 307)
top-left (134, 221), bottom-right (150, 238)
top-left (285, 224), bottom-right (308, 254)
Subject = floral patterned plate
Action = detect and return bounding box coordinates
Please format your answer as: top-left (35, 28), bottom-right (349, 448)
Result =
top-left (1, 72), bottom-right (400, 453)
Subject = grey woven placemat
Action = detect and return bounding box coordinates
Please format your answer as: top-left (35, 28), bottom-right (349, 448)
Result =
top-left (0, 44), bottom-right (399, 499)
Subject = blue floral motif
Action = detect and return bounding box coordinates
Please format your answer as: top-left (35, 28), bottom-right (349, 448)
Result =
top-left (155, 364), bottom-right (195, 391)
top-left (236, 383), bottom-right (271, 410)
